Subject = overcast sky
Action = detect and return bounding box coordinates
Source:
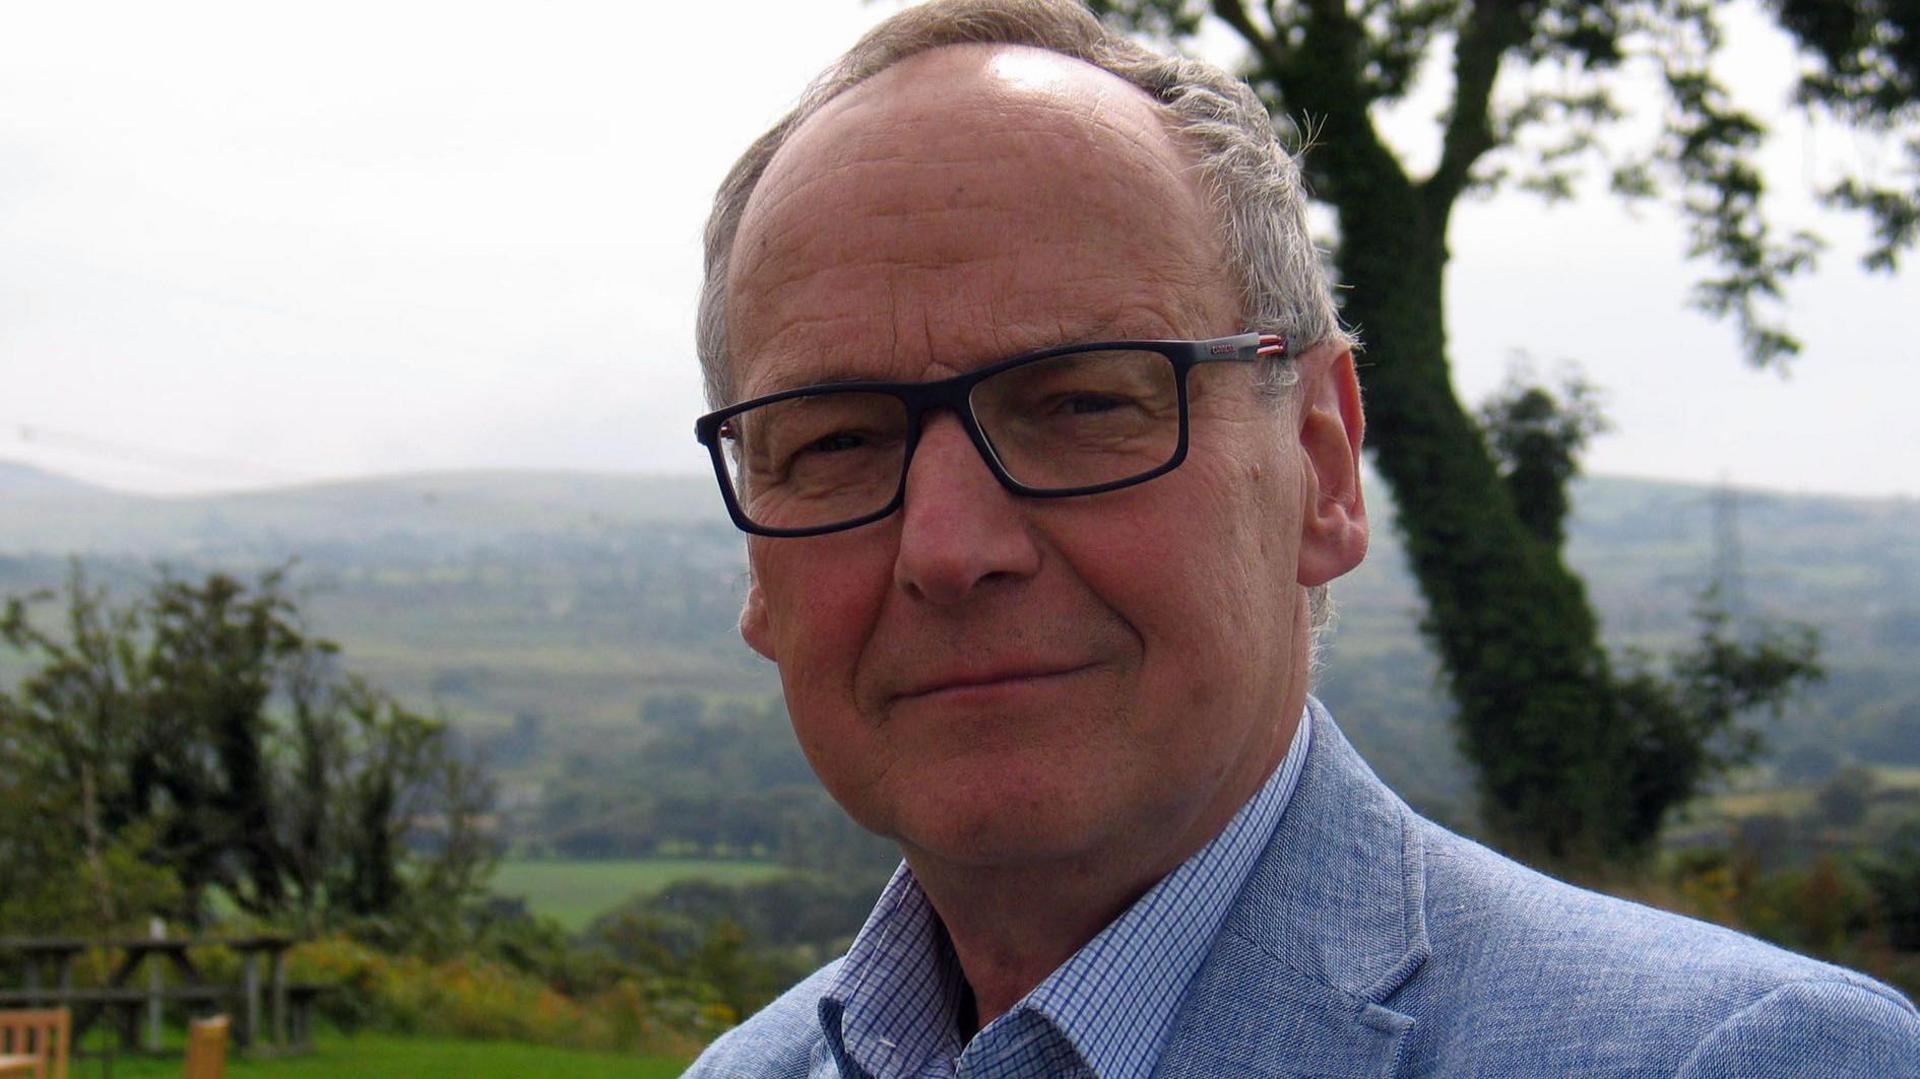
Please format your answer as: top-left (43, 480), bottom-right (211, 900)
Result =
top-left (2, 1), bottom-right (1912, 500)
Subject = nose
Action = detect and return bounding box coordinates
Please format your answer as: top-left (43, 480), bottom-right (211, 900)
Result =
top-left (893, 414), bottom-right (1041, 605)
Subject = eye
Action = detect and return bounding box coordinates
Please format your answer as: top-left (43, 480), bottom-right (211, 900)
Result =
top-left (1056, 393), bottom-right (1131, 416)
top-left (802, 431), bottom-right (867, 454)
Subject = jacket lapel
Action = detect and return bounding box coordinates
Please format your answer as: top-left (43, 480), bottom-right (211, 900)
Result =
top-left (1155, 702), bottom-right (1429, 1078)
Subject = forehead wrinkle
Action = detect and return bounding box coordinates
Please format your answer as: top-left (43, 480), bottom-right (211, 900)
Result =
top-left (736, 207), bottom-right (1179, 337)
top-left (736, 172), bottom-right (1210, 341)
top-left (733, 235), bottom-right (1224, 399)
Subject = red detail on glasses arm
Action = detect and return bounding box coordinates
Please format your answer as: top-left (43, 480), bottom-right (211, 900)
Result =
top-left (1256, 334), bottom-right (1288, 359)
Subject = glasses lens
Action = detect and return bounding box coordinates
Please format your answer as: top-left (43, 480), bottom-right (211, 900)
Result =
top-left (718, 391), bottom-right (909, 531)
top-left (970, 349), bottom-right (1180, 490)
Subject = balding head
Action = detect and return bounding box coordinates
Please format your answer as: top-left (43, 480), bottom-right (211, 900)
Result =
top-left (696, 0), bottom-right (1345, 408)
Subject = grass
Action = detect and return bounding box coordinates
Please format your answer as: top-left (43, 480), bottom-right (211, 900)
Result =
top-left (1875, 765), bottom-right (1920, 791)
top-left (80, 1032), bottom-right (686, 1078)
top-left (1707, 788), bottom-right (1816, 819)
top-left (491, 857), bottom-right (786, 931)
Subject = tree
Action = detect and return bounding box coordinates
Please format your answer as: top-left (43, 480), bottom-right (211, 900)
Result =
top-left (1086, 0), bottom-right (1909, 862)
top-left (1861, 818), bottom-right (1920, 950)
top-left (0, 565), bottom-right (496, 935)
top-left (1813, 765), bottom-right (1877, 830)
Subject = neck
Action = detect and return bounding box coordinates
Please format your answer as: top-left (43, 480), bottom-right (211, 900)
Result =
top-left (907, 850), bottom-right (1151, 1027)
top-left (900, 696), bottom-right (1303, 1027)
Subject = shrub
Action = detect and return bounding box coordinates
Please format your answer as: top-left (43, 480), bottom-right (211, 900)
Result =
top-left (288, 934), bottom-right (725, 1057)
top-left (1861, 820), bottom-right (1920, 951)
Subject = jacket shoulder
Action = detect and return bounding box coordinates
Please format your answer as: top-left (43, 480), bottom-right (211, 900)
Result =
top-left (1404, 820), bottom-right (1920, 1074)
top-left (1677, 977), bottom-right (1920, 1076)
top-left (682, 959), bottom-right (840, 1078)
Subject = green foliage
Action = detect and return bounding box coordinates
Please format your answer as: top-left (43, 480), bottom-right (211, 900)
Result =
top-left (1607, 595), bottom-right (1825, 853)
top-left (1664, 848), bottom-right (1877, 954)
top-left (286, 933), bottom-right (723, 1056)
top-left (1861, 819), bottom-right (1920, 950)
top-left (0, 564), bottom-right (495, 936)
top-left (1814, 766), bottom-right (1878, 828)
top-left (272, 868), bottom-right (844, 1052)
top-left (103, 1032), bottom-right (687, 1079)
top-left (0, 816), bottom-right (182, 935)
top-left (1772, 0), bottom-right (1920, 270)
top-left (532, 694), bottom-right (895, 875)
top-left (1477, 370), bottom-right (1609, 549)
top-left (589, 871), bottom-right (883, 1022)
top-left (613, 873), bottom-right (882, 955)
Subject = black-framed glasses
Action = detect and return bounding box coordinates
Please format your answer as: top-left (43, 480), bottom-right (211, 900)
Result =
top-left (694, 332), bottom-right (1288, 537)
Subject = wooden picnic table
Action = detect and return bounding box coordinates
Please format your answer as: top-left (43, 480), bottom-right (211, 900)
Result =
top-left (0, 935), bottom-right (316, 1057)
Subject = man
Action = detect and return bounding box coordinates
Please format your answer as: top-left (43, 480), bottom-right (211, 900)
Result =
top-left (684, 1), bottom-right (1920, 1075)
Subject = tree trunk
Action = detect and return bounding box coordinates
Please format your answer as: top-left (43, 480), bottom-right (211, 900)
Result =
top-left (1331, 174), bottom-right (1626, 863)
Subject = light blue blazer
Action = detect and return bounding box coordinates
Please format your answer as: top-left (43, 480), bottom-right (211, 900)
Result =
top-left (688, 709), bottom-right (1920, 1076)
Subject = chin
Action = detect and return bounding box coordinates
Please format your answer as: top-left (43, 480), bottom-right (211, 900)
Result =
top-left (891, 784), bottom-right (1118, 871)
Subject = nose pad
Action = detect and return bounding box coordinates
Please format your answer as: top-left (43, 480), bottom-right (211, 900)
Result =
top-left (892, 415), bottom-right (1039, 604)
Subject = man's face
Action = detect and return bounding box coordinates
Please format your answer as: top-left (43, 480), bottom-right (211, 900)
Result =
top-left (725, 46), bottom-right (1363, 880)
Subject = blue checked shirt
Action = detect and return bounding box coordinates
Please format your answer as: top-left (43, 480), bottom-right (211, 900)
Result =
top-left (817, 712), bottom-right (1312, 1079)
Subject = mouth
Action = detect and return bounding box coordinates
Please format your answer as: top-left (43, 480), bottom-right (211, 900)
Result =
top-left (896, 662), bottom-right (1099, 702)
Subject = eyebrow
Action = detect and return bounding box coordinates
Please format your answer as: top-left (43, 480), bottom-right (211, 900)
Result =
top-left (743, 367), bottom-right (878, 399)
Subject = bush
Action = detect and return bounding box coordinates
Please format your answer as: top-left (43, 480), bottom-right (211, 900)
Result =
top-left (288, 934), bottom-right (726, 1057)
top-left (1861, 820), bottom-right (1920, 951)
top-left (1645, 845), bottom-right (1919, 1000)
top-left (584, 871), bottom-right (880, 1023)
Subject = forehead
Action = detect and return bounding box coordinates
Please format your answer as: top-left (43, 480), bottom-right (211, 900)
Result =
top-left (726, 45), bottom-right (1234, 400)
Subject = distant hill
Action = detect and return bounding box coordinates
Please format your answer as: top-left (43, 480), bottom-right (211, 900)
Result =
top-left (0, 459), bottom-right (123, 498)
top-left (0, 468), bottom-right (722, 556)
top-left (3, 463), bottom-right (1916, 842)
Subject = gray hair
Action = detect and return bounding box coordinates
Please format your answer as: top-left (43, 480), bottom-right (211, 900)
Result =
top-left (696, 0), bottom-right (1344, 637)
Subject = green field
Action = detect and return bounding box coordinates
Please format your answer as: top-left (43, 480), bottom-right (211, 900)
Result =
top-left (491, 857), bottom-right (787, 931)
top-left (1877, 765), bottom-right (1920, 791)
top-left (94, 1032), bottom-right (685, 1078)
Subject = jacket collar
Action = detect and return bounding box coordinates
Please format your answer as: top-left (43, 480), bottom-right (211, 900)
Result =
top-left (1154, 700), bottom-right (1429, 1078)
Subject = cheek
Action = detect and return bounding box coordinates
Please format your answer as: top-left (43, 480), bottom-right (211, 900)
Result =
top-left (754, 540), bottom-right (889, 700)
top-left (1121, 454), bottom-right (1299, 695)
top-left (756, 548), bottom-right (893, 810)
top-left (1064, 499), bottom-right (1250, 671)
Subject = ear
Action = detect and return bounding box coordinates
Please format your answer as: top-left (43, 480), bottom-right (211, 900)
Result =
top-left (739, 571), bottom-right (778, 661)
top-left (1293, 344), bottom-right (1368, 587)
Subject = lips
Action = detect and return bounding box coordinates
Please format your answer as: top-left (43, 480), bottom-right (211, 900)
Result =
top-left (894, 660), bottom-right (1099, 702)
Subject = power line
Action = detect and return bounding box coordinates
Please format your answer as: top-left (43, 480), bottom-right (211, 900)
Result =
top-left (1710, 479), bottom-right (1749, 627)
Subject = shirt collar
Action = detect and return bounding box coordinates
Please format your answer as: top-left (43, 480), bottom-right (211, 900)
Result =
top-left (820, 859), bottom-right (968, 1076)
top-left (821, 708), bottom-right (1313, 1078)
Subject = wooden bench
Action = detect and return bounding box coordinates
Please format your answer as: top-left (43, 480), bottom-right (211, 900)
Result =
top-left (1, 936), bottom-right (321, 1057)
top-left (0, 1008), bottom-right (69, 1079)
top-left (0, 988), bottom-right (230, 1007)
top-left (185, 1016), bottom-right (229, 1079)
top-left (1, 986), bottom-right (229, 1056)
top-left (282, 986), bottom-right (322, 1050)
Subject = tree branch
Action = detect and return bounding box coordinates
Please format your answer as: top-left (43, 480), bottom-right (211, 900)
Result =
top-left (1262, 0), bottom-right (1412, 205)
top-left (1426, 0), bottom-right (1529, 213)
top-left (1212, 0), bottom-right (1289, 75)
